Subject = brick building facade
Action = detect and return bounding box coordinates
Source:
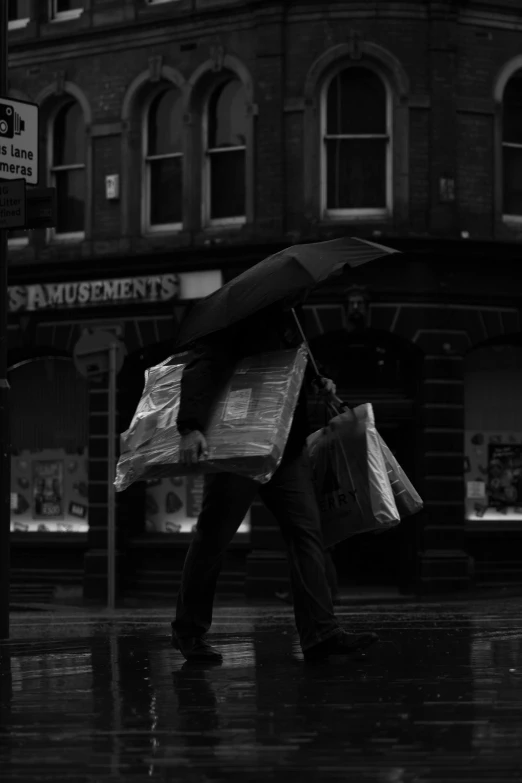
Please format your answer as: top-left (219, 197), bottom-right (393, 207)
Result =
top-left (5, 0), bottom-right (522, 601)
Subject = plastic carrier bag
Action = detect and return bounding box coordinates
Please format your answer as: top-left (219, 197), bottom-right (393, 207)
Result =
top-left (115, 345), bottom-right (308, 491)
top-left (307, 403), bottom-right (400, 548)
top-left (377, 433), bottom-right (423, 519)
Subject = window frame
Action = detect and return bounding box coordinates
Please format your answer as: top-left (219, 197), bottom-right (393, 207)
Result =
top-left (8, 0), bottom-right (31, 29)
top-left (501, 71), bottom-right (522, 222)
top-left (141, 87), bottom-right (184, 235)
top-left (50, 0), bottom-right (84, 22)
top-left (319, 65), bottom-right (393, 221)
top-left (47, 101), bottom-right (87, 242)
top-left (7, 231), bottom-right (30, 249)
top-left (201, 78), bottom-right (247, 229)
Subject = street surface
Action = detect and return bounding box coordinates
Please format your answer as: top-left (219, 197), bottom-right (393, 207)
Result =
top-left (1, 599), bottom-right (522, 782)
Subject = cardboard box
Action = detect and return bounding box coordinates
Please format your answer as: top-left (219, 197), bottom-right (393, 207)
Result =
top-left (115, 346), bottom-right (308, 491)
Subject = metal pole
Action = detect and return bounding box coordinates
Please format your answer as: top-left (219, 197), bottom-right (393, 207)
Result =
top-left (107, 343), bottom-right (117, 611)
top-left (0, 0), bottom-right (11, 640)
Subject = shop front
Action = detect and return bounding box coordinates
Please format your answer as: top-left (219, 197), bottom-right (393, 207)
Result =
top-left (9, 246), bottom-right (520, 602)
top-left (6, 263), bottom-right (253, 602)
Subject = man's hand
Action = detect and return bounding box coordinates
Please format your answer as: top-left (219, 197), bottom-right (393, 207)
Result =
top-left (179, 430), bottom-right (209, 465)
top-left (313, 376), bottom-right (339, 402)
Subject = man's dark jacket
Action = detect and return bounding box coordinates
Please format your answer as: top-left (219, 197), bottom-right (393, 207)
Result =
top-left (176, 305), bottom-right (320, 458)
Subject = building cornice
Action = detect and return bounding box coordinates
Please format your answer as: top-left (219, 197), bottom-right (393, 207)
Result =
top-left (7, 1), bottom-right (522, 69)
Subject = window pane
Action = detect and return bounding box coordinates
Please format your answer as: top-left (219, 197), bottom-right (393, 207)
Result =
top-left (147, 89), bottom-right (183, 156)
top-left (327, 68), bottom-right (386, 135)
top-left (56, 0), bottom-right (83, 11)
top-left (9, 0), bottom-right (31, 19)
top-left (53, 103), bottom-right (85, 166)
top-left (208, 80), bottom-right (247, 148)
top-left (503, 146), bottom-right (522, 215)
top-left (503, 71), bottom-right (522, 144)
top-left (210, 149), bottom-right (245, 219)
top-left (8, 228), bottom-right (29, 241)
top-left (55, 168), bottom-right (85, 233)
top-left (326, 138), bottom-right (386, 210)
top-left (149, 156), bottom-right (182, 225)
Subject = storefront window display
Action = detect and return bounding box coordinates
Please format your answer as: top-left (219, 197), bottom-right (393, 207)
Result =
top-left (11, 448), bottom-right (89, 533)
top-left (144, 476), bottom-right (250, 536)
top-left (464, 344), bottom-right (522, 522)
top-left (9, 356), bottom-right (89, 533)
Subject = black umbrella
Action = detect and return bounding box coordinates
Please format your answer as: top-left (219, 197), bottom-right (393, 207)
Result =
top-left (175, 236), bottom-right (400, 349)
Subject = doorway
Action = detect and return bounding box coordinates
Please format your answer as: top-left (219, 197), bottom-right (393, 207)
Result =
top-left (309, 328), bottom-right (423, 594)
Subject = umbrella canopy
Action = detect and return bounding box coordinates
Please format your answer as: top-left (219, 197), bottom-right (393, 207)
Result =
top-left (175, 236), bottom-right (399, 348)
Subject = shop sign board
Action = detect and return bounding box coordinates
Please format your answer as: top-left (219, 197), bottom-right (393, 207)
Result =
top-left (74, 330), bottom-right (127, 380)
top-left (0, 97), bottom-right (39, 185)
top-left (0, 178), bottom-right (25, 229)
top-left (8, 270), bottom-right (224, 312)
top-left (9, 273), bottom-right (180, 313)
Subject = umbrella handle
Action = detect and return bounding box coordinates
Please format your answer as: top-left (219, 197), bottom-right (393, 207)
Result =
top-left (291, 308), bottom-right (322, 377)
top-left (291, 307), bottom-right (346, 407)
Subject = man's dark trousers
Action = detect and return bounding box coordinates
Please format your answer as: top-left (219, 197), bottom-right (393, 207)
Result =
top-left (173, 447), bottom-right (343, 652)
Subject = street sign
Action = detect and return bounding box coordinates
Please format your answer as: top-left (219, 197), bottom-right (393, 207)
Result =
top-left (25, 187), bottom-right (56, 229)
top-left (0, 97), bottom-right (38, 185)
top-left (0, 178), bottom-right (25, 229)
top-left (73, 329), bottom-right (127, 379)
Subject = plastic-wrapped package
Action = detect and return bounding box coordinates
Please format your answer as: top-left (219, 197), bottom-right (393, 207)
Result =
top-left (377, 433), bottom-right (424, 519)
top-left (115, 345), bottom-right (308, 492)
top-left (307, 403), bottom-right (400, 548)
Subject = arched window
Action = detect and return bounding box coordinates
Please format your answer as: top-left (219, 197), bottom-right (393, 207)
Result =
top-left (204, 78), bottom-right (247, 225)
top-left (144, 87), bottom-right (184, 231)
top-left (502, 69), bottom-right (522, 217)
top-left (321, 67), bottom-right (391, 218)
top-left (50, 101), bottom-right (86, 237)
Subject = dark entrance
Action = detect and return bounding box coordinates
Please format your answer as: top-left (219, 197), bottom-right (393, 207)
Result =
top-left (309, 328), bottom-right (423, 594)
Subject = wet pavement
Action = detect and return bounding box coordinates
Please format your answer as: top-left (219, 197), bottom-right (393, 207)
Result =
top-left (1, 600), bottom-right (522, 782)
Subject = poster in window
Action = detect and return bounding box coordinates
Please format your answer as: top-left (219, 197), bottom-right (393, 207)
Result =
top-left (33, 460), bottom-right (64, 519)
top-left (144, 475), bottom-right (250, 535)
top-left (465, 431), bottom-right (522, 521)
top-left (11, 448), bottom-right (89, 532)
top-left (486, 444), bottom-right (522, 510)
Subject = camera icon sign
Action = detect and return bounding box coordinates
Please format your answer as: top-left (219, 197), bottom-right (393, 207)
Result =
top-left (0, 102), bottom-right (25, 139)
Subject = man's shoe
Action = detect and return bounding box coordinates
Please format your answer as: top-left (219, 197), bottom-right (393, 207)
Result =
top-left (303, 630), bottom-right (379, 661)
top-left (172, 634), bottom-right (223, 663)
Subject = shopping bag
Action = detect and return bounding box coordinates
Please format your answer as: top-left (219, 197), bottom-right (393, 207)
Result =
top-left (115, 345), bottom-right (308, 491)
top-left (307, 403), bottom-right (400, 548)
top-left (377, 432), bottom-right (423, 519)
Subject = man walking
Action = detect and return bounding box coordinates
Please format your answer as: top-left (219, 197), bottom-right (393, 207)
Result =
top-left (171, 302), bottom-right (379, 662)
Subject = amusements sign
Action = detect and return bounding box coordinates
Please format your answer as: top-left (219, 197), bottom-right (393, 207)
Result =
top-left (8, 274), bottom-right (180, 313)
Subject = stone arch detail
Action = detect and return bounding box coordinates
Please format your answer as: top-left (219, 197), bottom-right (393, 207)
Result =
top-left (366, 303), bottom-right (520, 355)
top-left (303, 41), bottom-right (410, 105)
top-left (34, 80), bottom-right (93, 125)
top-left (186, 54), bottom-right (254, 107)
top-left (121, 65), bottom-right (187, 122)
top-left (493, 55), bottom-right (522, 103)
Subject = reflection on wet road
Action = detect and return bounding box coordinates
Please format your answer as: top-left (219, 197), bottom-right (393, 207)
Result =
top-left (1, 601), bottom-right (522, 781)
